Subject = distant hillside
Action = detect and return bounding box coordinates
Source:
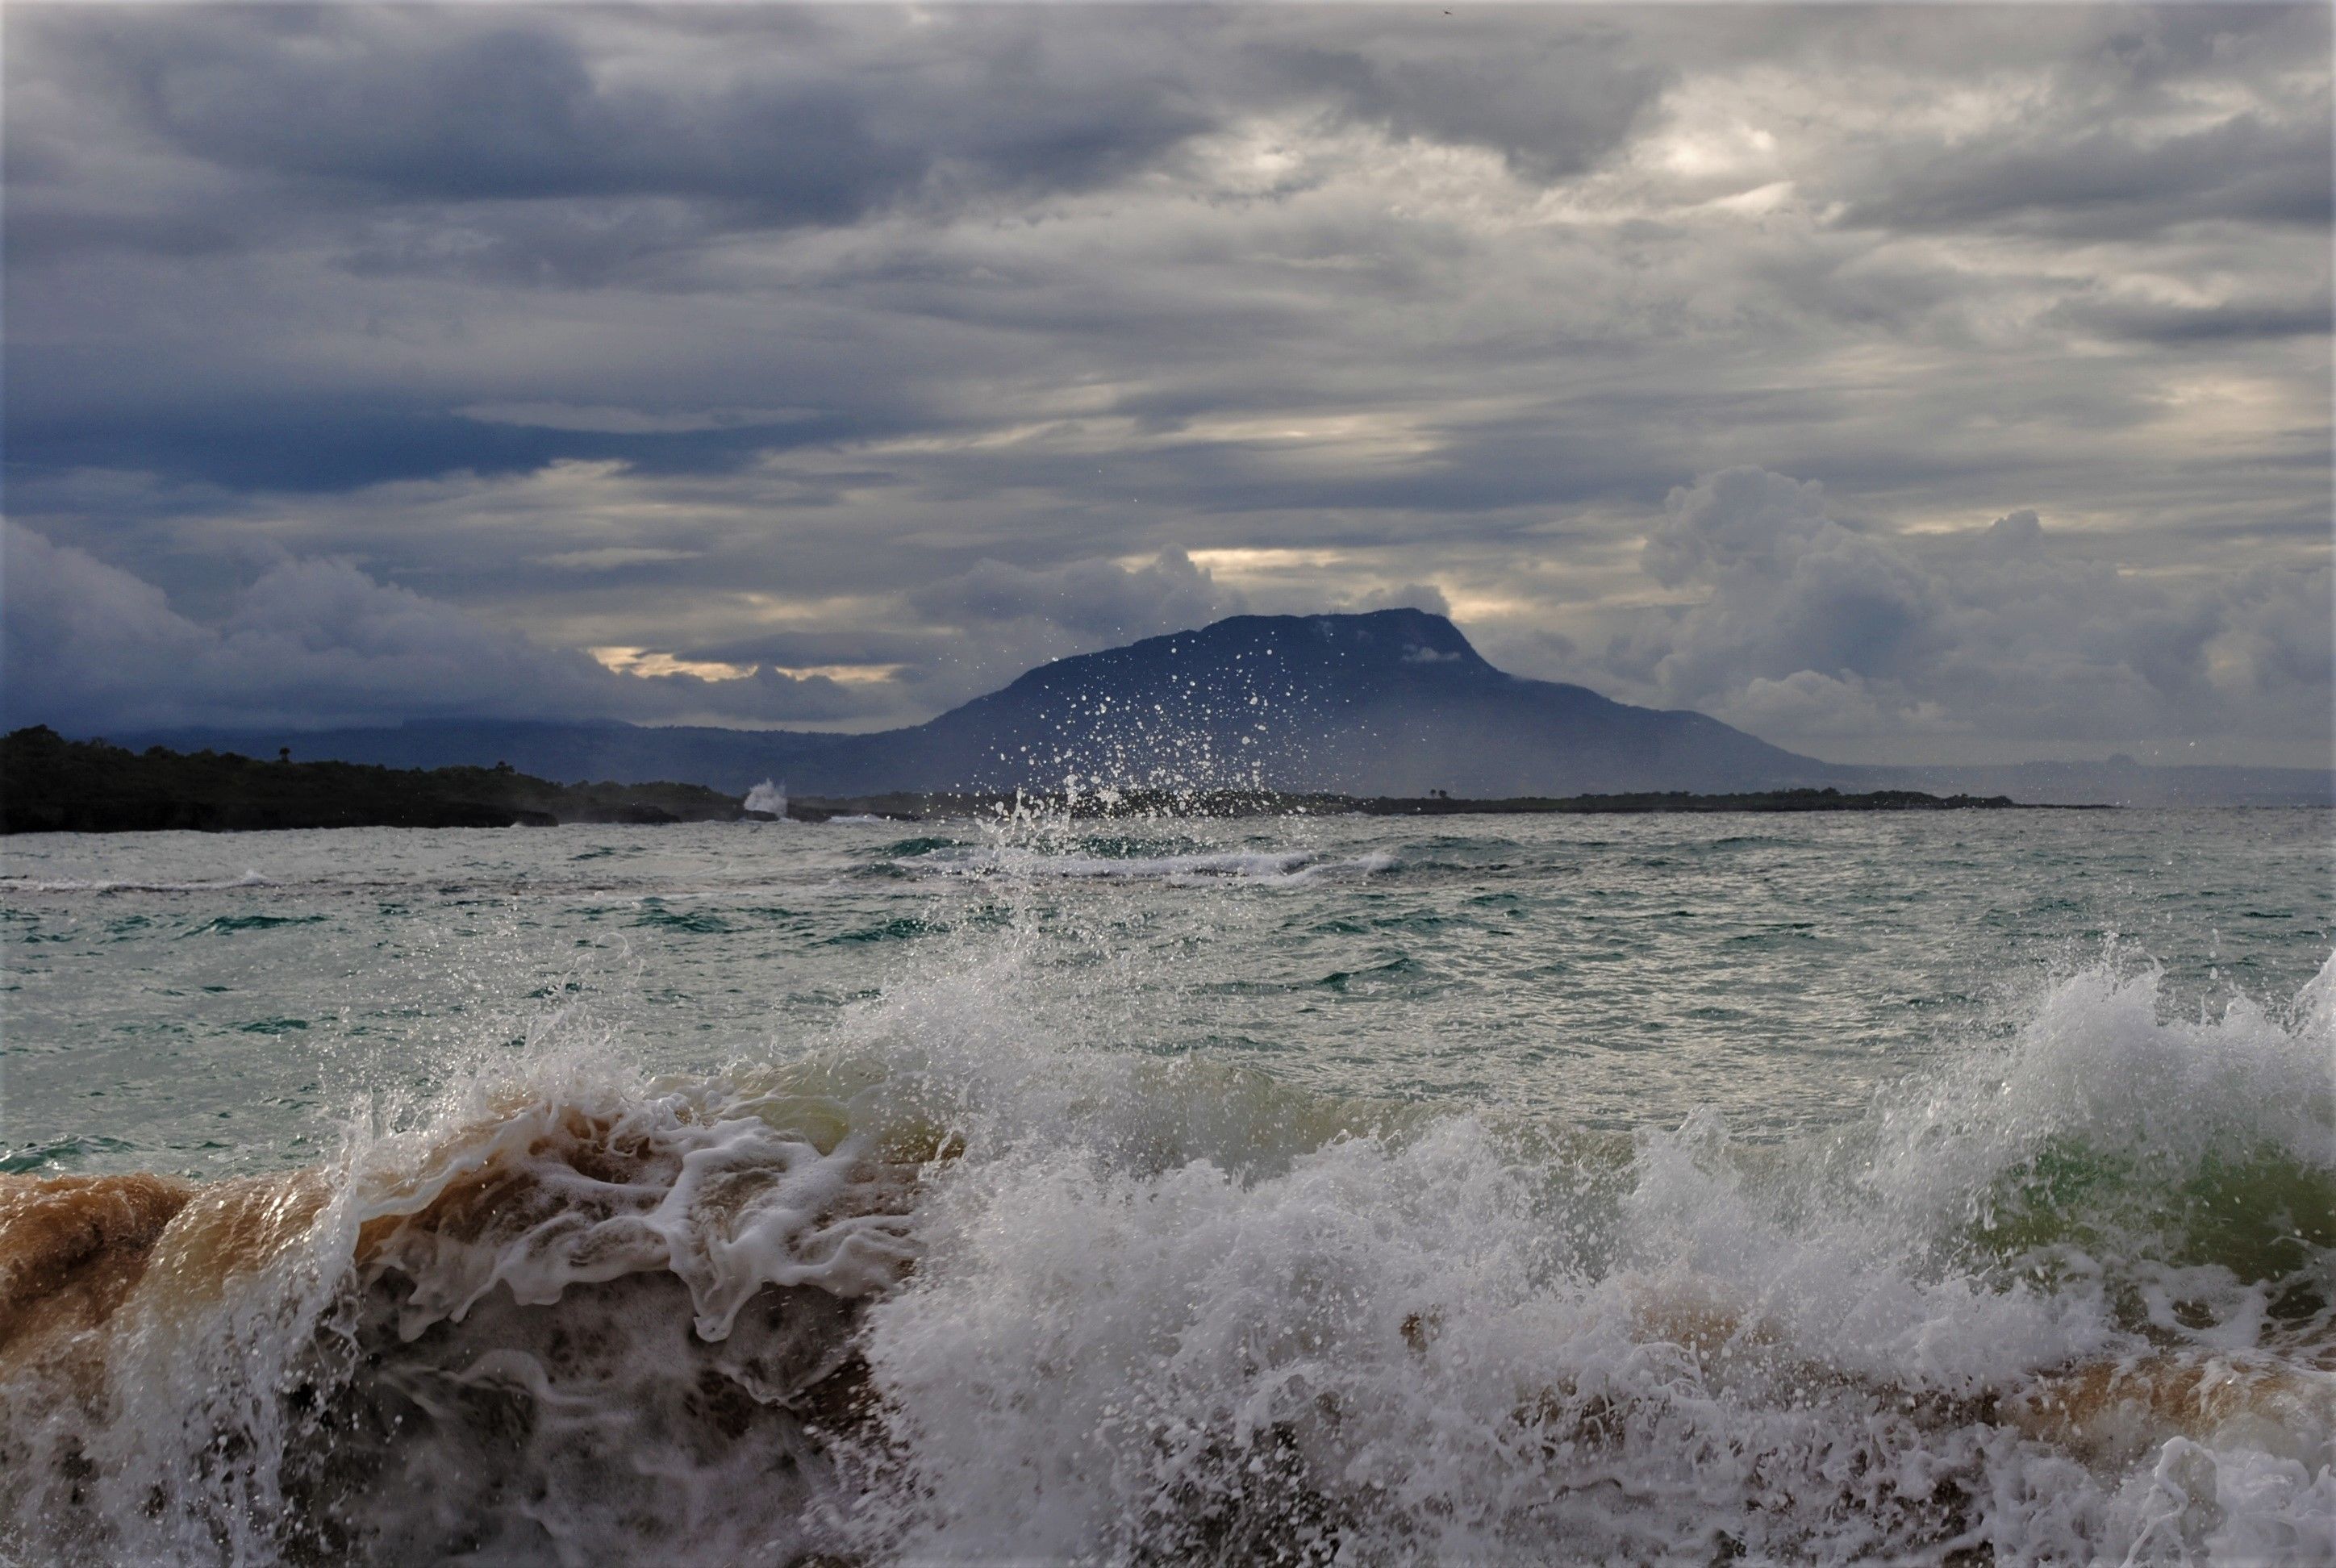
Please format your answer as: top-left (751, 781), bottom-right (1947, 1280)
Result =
top-left (100, 611), bottom-right (2333, 805)
top-left (94, 719), bottom-right (842, 797)
top-left (0, 728), bottom-right (747, 833)
top-left (114, 611), bottom-right (1838, 799)
top-left (1853, 757), bottom-right (2333, 809)
top-left (790, 610), bottom-right (1847, 797)
top-left (782, 786), bottom-right (2041, 822)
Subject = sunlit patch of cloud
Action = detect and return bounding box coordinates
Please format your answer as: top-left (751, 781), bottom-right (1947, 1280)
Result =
top-left (589, 647), bottom-right (757, 682)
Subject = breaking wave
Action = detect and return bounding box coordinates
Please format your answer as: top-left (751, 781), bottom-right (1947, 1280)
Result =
top-left (914, 845), bottom-right (1398, 885)
top-left (1, 871), bottom-right (277, 895)
top-left (2, 943), bottom-right (2330, 1565)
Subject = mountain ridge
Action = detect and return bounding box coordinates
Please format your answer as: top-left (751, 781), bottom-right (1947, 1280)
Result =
top-left (91, 611), bottom-right (2332, 806)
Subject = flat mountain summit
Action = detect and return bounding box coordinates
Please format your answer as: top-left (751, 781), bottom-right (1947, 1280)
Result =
top-left (828, 609), bottom-right (1827, 797)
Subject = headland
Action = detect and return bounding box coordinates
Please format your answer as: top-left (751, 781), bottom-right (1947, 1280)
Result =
top-left (2, 728), bottom-right (2084, 832)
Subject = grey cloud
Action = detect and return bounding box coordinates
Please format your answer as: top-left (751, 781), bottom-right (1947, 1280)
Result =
top-left (3, 520), bottom-right (603, 731)
top-left (893, 551), bottom-right (1450, 697)
top-left (8, 5), bottom-right (1675, 290)
top-left (1808, 3), bottom-right (2334, 244)
top-left (1837, 112), bottom-right (2333, 239)
top-left (1628, 469), bottom-right (1942, 696)
top-left (1600, 470), bottom-right (2333, 758)
top-left (2043, 291), bottom-right (2332, 345)
top-left (7, 9), bottom-right (1214, 302)
top-left (1978, 509), bottom-right (2043, 557)
top-left (42, 9), bottom-right (1205, 223)
top-left (536, 548), bottom-right (702, 571)
top-left (464, 404), bottom-right (816, 435)
top-left (0, 523), bottom-right (893, 732)
top-left (1260, 21), bottom-right (1666, 183)
top-left (909, 548), bottom-right (1246, 643)
top-left (3, 6), bottom-right (2326, 764)
top-left (1792, 6), bottom-right (2333, 239)
top-left (1341, 582), bottom-right (1452, 617)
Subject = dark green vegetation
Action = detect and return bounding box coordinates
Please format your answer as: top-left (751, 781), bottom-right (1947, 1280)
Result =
top-left (786, 786), bottom-right (2041, 822)
top-left (1362, 787), bottom-right (2036, 815)
top-left (0, 728), bottom-right (746, 833)
top-left (2, 728), bottom-right (2053, 834)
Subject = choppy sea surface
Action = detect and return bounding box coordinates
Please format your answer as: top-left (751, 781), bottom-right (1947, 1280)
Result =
top-left (1, 807), bottom-right (2330, 1565)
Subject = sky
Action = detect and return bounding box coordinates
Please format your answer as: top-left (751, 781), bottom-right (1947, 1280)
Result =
top-left (4, 3), bottom-right (2330, 766)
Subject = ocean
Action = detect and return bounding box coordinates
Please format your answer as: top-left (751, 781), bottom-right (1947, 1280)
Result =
top-left (2, 807), bottom-right (2330, 1565)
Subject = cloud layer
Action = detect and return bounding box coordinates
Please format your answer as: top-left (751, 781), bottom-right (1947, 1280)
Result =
top-left (1604, 469), bottom-right (2331, 761)
top-left (5, 6), bottom-right (2328, 763)
top-left (0, 522), bottom-right (885, 732)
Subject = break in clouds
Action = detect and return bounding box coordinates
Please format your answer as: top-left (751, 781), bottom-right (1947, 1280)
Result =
top-left (4, 5), bottom-right (2329, 765)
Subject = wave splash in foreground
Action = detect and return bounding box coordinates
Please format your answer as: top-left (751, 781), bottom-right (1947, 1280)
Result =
top-left (2, 952), bottom-right (2330, 1566)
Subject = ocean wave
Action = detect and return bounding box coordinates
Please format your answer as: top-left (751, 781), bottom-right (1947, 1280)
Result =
top-left (838, 951), bottom-right (2334, 1564)
top-left (2, 952), bottom-right (2329, 1564)
top-left (179, 914), bottom-right (328, 936)
top-left (1, 1061), bottom-right (924, 1566)
top-left (920, 846), bottom-right (1399, 885)
top-left (2, 871), bottom-right (278, 895)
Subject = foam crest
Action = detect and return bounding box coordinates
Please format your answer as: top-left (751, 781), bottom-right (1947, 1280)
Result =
top-left (2, 932), bottom-right (2329, 1564)
top-left (1866, 953), bottom-right (2335, 1218)
top-left (843, 1120), bottom-right (2054, 1562)
top-left (811, 942), bottom-right (1436, 1180)
top-left (350, 1076), bottom-right (918, 1342)
top-left (828, 952), bottom-right (2335, 1563)
top-left (0, 1053), bottom-right (919, 1565)
top-left (924, 844), bottom-right (1395, 884)
top-left (2, 870), bottom-right (277, 895)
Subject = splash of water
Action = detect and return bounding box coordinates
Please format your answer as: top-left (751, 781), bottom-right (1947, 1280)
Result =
top-left (2, 849), bottom-right (2330, 1564)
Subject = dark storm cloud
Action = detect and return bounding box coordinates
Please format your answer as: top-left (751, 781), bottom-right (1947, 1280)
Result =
top-left (2044, 291), bottom-right (2334, 345)
top-left (3, 5), bottom-right (2328, 763)
top-left (10, 6), bottom-right (1662, 274)
top-left (1835, 112), bottom-right (2333, 238)
top-left (1815, 6), bottom-right (2332, 240)
top-left (16, 6), bottom-right (1209, 233)
top-left (0, 520), bottom-right (891, 732)
top-left (1259, 22), bottom-right (1665, 182)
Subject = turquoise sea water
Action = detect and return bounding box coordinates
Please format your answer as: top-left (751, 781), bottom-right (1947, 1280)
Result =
top-left (2, 808), bottom-right (2331, 1564)
top-left (7, 810), bottom-right (2327, 1173)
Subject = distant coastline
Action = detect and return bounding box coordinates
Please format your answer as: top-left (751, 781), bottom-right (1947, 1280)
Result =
top-left (782, 786), bottom-right (2084, 822)
top-left (0, 728), bottom-right (740, 834)
top-left (3, 728), bottom-right (2107, 834)
top-left (96, 611), bottom-right (2334, 807)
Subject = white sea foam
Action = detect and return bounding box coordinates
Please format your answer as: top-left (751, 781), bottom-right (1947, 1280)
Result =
top-left (832, 948), bottom-right (2335, 1564)
top-left (3, 945), bottom-right (2329, 1565)
top-left (924, 845), bottom-right (1397, 884)
top-left (0, 1049), bottom-right (923, 1566)
top-left (1, 869), bottom-right (277, 895)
